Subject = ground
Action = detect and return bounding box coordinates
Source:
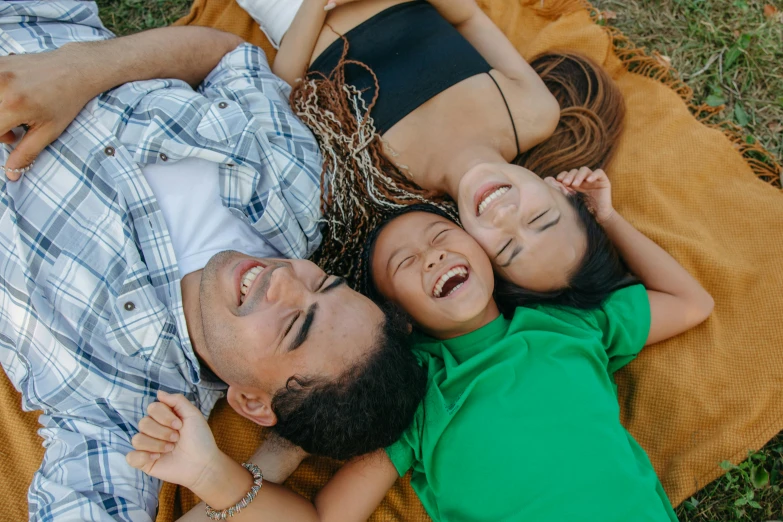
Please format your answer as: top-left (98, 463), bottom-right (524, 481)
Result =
top-left (96, 0), bottom-right (783, 519)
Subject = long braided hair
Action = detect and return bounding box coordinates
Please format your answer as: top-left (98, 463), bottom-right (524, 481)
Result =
top-left (291, 38), bottom-right (457, 283)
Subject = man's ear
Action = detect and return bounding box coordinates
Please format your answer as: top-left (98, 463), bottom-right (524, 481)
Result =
top-left (226, 386), bottom-right (277, 427)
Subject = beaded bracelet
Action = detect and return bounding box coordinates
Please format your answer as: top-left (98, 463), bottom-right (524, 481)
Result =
top-left (205, 462), bottom-right (264, 520)
top-left (0, 159), bottom-right (35, 176)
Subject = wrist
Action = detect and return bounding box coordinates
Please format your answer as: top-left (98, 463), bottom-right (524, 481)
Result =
top-left (596, 207), bottom-right (617, 224)
top-left (57, 42), bottom-right (117, 97)
top-left (190, 451), bottom-right (253, 508)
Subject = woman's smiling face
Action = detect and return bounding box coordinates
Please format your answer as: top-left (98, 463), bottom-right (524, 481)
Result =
top-left (370, 212), bottom-right (498, 340)
top-left (456, 162), bottom-right (588, 292)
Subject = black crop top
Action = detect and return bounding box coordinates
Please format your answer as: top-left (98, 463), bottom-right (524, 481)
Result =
top-left (309, 1), bottom-right (492, 135)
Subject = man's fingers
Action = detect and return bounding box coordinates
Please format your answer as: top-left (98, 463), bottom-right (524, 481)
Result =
top-left (5, 127), bottom-right (52, 172)
top-left (147, 400), bottom-right (183, 430)
top-left (131, 432), bottom-right (175, 453)
top-left (138, 416), bottom-right (180, 442)
top-left (157, 390), bottom-right (201, 421)
top-left (126, 450), bottom-right (160, 472)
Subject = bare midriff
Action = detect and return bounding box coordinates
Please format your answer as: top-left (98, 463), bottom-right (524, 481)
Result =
top-left (307, 0), bottom-right (555, 194)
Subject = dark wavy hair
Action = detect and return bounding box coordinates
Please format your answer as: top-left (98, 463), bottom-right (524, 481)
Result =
top-left (494, 192), bottom-right (636, 315)
top-left (269, 303), bottom-right (426, 460)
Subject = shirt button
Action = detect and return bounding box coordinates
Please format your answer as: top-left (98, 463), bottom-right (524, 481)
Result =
top-left (159, 153), bottom-right (168, 162)
top-left (123, 301), bottom-right (136, 312)
top-left (218, 101), bottom-right (228, 109)
top-left (104, 146), bottom-right (115, 156)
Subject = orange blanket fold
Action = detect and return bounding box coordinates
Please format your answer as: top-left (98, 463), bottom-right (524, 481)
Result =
top-left (4, 0), bottom-right (782, 520)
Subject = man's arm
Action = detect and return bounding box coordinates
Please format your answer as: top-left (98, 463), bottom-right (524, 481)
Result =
top-left (0, 26), bottom-right (243, 175)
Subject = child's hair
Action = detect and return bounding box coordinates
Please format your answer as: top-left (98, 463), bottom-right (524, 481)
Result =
top-left (493, 193), bottom-right (637, 315)
top-left (293, 47), bottom-right (624, 285)
top-left (270, 302), bottom-right (426, 460)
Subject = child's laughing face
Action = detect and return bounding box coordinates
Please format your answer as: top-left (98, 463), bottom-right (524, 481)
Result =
top-left (371, 212), bottom-right (499, 339)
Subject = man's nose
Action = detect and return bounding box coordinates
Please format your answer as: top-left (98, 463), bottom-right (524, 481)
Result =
top-left (265, 266), bottom-right (307, 305)
top-left (425, 250), bottom-right (447, 271)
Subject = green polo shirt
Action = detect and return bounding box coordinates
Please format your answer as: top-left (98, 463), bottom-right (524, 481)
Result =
top-left (387, 285), bottom-right (677, 522)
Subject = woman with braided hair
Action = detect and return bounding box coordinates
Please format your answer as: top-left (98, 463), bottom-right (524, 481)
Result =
top-left (242, 0), bottom-right (625, 297)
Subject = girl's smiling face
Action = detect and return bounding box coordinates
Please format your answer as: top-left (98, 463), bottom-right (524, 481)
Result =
top-left (370, 212), bottom-right (499, 340)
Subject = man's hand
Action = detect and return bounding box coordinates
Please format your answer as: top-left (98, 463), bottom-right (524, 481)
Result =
top-left (126, 391), bottom-right (223, 491)
top-left (0, 47), bottom-right (93, 179)
top-left (556, 167), bottom-right (615, 223)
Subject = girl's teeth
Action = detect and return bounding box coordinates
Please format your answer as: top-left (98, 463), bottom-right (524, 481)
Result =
top-left (432, 266), bottom-right (468, 297)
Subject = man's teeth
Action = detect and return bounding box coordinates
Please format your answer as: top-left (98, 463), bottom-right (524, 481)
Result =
top-left (240, 266), bottom-right (264, 300)
top-left (433, 267), bottom-right (468, 298)
top-left (478, 186), bottom-right (510, 216)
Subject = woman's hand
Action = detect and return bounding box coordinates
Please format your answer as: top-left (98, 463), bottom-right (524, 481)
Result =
top-left (557, 167), bottom-right (615, 223)
top-left (126, 391), bottom-right (223, 491)
top-left (0, 47), bottom-right (92, 178)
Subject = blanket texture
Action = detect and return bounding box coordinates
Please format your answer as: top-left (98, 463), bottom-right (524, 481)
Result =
top-left (3, 0), bottom-right (781, 519)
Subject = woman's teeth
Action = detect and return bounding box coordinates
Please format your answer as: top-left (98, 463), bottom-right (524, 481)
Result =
top-left (478, 186), bottom-right (510, 216)
top-left (240, 266), bottom-right (264, 302)
top-left (433, 266), bottom-right (469, 298)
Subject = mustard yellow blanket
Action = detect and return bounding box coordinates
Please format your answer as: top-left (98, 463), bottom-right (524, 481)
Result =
top-left (3, 0), bottom-right (781, 519)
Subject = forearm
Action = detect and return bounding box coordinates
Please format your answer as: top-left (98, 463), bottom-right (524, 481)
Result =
top-left (177, 449), bottom-right (395, 522)
top-left (181, 452), bottom-right (321, 522)
top-left (601, 211), bottom-right (714, 332)
top-left (272, 0), bottom-right (330, 85)
top-left (177, 433), bottom-right (308, 521)
top-left (59, 26), bottom-right (243, 96)
top-left (601, 213), bottom-right (703, 298)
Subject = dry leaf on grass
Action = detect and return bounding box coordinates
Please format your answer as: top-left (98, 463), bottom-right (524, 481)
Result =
top-left (767, 121), bottom-right (783, 133)
top-left (763, 4), bottom-right (779, 18)
top-left (653, 52), bottom-right (672, 67)
top-left (601, 10), bottom-right (617, 21)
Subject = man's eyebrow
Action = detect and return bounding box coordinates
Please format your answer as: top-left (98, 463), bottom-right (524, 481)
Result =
top-left (321, 277), bottom-right (346, 294)
top-left (288, 303), bottom-right (318, 352)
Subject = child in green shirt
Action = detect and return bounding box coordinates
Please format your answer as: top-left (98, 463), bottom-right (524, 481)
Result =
top-left (126, 168), bottom-right (713, 521)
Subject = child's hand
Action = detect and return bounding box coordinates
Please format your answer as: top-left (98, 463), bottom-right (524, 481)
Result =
top-left (126, 391), bottom-right (222, 491)
top-left (556, 167), bottom-right (615, 223)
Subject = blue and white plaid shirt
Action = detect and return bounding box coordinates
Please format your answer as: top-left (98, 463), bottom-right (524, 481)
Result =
top-left (0, 2), bottom-right (322, 520)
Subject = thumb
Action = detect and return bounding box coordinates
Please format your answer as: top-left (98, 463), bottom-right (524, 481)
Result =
top-left (157, 391), bottom-right (202, 421)
top-left (0, 130), bottom-right (16, 145)
top-left (5, 127), bottom-right (51, 177)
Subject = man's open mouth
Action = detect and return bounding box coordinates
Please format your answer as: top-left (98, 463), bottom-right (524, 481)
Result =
top-left (432, 266), bottom-right (470, 298)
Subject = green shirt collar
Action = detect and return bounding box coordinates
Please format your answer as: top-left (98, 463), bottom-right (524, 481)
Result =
top-left (414, 313), bottom-right (511, 363)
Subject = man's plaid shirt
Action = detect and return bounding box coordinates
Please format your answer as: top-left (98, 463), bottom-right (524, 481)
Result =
top-left (0, 2), bottom-right (322, 520)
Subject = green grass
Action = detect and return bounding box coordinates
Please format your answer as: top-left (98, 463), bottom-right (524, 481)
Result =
top-left (97, 0), bottom-right (783, 520)
top-left (592, 0), bottom-right (783, 165)
top-left (96, 0), bottom-right (190, 35)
